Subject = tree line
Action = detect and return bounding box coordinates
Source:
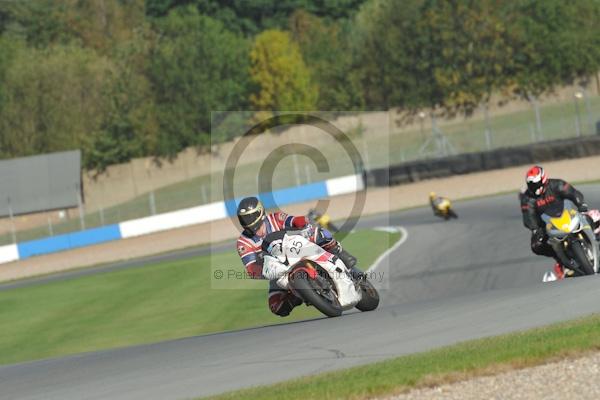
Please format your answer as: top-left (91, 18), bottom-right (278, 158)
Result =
top-left (0, 0), bottom-right (598, 171)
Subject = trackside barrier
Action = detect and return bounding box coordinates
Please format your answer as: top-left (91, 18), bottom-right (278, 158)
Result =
top-left (0, 244), bottom-right (19, 264)
top-left (1, 174), bottom-right (364, 264)
top-left (17, 225), bottom-right (122, 260)
top-left (365, 136), bottom-right (600, 187)
top-left (119, 202), bottom-right (228, 239)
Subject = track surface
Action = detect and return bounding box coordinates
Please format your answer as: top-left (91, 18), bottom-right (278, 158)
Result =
top-left (2, 186), bottom-right (600, 399)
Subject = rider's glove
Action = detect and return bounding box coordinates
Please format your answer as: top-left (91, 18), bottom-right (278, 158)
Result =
top-left (300, 224), bottom-right (316, 241)
top-left (262, 255), bottom-right (289, 281)
top-left (579, 203), bottom-right (589, 212)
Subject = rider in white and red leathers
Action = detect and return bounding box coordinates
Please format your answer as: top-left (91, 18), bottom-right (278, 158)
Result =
top-left (236, 196), bottom-right (358, 317)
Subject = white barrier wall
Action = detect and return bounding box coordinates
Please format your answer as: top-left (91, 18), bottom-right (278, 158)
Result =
top-left (0, 244), bottom-right (19, 264)
top-left (2, 174), bottom-right (364, 264)
top-left (119, 202), bottom-right (229, 239)
top-left (326, 174), bottom-right (364, 196)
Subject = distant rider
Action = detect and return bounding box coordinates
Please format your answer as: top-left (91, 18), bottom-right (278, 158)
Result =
top-left (429, 192), bottom-right (451, 217)
top-left (236, 197), bottom-right (359, 317)
top-left (520, 165), bottom-right (589, 279)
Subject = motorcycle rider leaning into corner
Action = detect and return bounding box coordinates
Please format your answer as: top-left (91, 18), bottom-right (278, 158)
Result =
top-left (235, 196), bottom-right (361, 317)
top-left (429, 192), bottom-right (450, 217)
top-left (520, 165), bottom-right (590, 279)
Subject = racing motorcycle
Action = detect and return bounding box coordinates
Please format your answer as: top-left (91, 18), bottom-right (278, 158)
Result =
top-left (541, 199), bottom-right (600, 279)
top-left (262, 230), bottom-right (379, 317)
top-left (307, 209), bottom-right (339, 233)
top-left (433, 198), bottom-right (458, 220)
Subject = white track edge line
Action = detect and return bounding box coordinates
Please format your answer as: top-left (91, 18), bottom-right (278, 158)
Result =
top-left (365, 226), bottom-right (408, 273)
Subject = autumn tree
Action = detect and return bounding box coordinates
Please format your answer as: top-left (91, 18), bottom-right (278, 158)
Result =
top-left (250, 29), bottom-right (317, 119)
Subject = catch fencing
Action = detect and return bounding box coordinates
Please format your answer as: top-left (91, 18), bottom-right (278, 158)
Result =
top-left (0, 87), bottom-right (599, 246)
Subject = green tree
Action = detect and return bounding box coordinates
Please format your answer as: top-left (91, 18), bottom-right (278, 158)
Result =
top-left (422, 0), bottom-right (514, 114)
top-left (352, 0), bottom-right (425, 109)
top-left (84, 32), bottom-right (159, 171)
top-left (0, 0), bottom-right (72, 47)
top-left (145, 0), bottom-right (368, 35)
top-left (290, 10), bottom-right (363, 110)
top-left (0, 44), bottom-right (113, 159)
top-left (505, 0), bottom-right (600, 98)
top-left (61, 0), bottom-right (147, 55)
top-left (352, 0), bottom-right (515, 113)
top-left (148, 7), bottom-right (250, 156)
top-left (249, 29), bottom-right (318, 117)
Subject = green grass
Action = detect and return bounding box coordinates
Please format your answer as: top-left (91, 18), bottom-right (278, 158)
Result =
top-left (0, 229), bottom-right (399, 366)
top-left (205, 314), bottom-right (600, 400)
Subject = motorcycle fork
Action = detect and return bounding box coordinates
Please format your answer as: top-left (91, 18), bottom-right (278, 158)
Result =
top-left (551, 239), bottom-right (575, 271)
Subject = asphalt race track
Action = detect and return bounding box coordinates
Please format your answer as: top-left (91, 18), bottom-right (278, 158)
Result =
top-left (2, 185), bottom-right (600, 399)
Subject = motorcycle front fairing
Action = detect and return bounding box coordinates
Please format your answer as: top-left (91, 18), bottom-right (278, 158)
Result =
top-left (281, 234), bottom-right (362, 309)
top-left (543, 199), bottom-right (599, 273)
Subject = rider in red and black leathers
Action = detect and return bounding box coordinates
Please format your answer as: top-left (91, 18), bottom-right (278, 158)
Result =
top-left (520, 166), bottom-right (589, 267)
top-left (236, 196), bottom-right (359, 317)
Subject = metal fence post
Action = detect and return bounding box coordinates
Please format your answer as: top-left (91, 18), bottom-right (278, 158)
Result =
top-left (48, 216), bottom-right (54, 236)
top-left (99, 206), bottom-right (105, 226)
top-left (574, 92), bottom-right (583, 137)
top-left (76, 184), bottom-right (85, 230)
top-left (483, 104), bottom-right (492, 150)
top-left (362, 135), bottom-right (370, 170)
top-left (149, 191), bottom-right (157, 215)
top-left (304, 165), bottom-right (311, 184)
top-left (528, 94), bottom-right (543, 141)
top-left (201, 185), bottom-right (208, 205)
top-left (529, 123), bottom-right (536, 143)
top-left (293, 154), bottom-right (301, 186)
top-left (7, 197), bottom-right (16, 244)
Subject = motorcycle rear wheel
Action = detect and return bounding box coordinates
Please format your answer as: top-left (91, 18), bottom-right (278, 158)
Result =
top-left (570, 240), bottom-right (595, 275)
top-left (289, 269), bottom-right (343, 317)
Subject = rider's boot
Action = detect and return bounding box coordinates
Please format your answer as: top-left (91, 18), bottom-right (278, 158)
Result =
top-left (553, 263), bottom-right (565, 280)
top-left (330, 243), bottom-right (364, 280)
top-left (270, 291), bottom-right (303, 317)
top-left (554, 257), bottom-right (576, 278)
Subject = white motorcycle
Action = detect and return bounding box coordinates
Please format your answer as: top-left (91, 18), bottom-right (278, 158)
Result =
top-left (262, 231), bottom-right (379, 317)
top-left (542, 200), bottom-right (600, 282)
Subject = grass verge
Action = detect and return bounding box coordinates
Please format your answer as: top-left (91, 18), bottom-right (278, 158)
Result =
top-left (0, 228), bottom-right (399, 366)
top-left (204, 313), bottom-right (600, 400)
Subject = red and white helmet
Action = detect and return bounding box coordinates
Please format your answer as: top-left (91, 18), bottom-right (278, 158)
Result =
top-left (526, 165), bottom-right (548, 196)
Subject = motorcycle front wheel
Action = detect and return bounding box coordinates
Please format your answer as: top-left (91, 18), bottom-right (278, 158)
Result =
top-left (289, 265), bottom-right (343, 317)
top-left (355, 278), bottom-right (380, 312)
top-left (570, 240), bottom-right (595, 275)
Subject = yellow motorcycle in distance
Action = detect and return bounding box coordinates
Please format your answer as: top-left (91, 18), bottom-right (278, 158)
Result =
top-left (429, 192), bottom-right (458, 220)
top-left (307, 209), bottom-right (339, 233)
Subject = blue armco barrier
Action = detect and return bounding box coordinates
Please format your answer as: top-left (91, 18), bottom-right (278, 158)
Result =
top-left (3, 175), bottom-right (362, 264)
top-left (17, 224), bottom-right (122, 260)
top-left (224, 181), bottom-right (329, 217)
